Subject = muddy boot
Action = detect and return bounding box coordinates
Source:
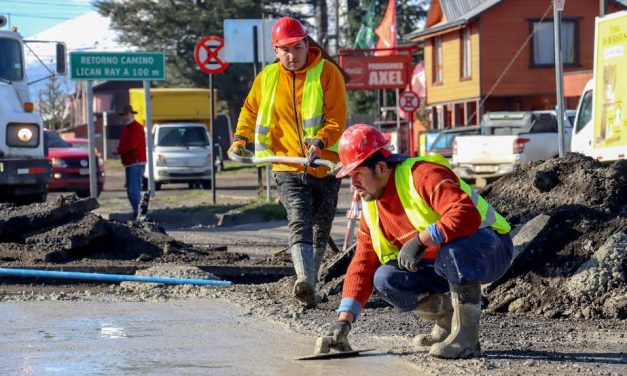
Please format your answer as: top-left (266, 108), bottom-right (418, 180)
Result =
top-left (290, 243), bottom-right (317, 308)
top-left (412, 293), bottom-right (453, 347)
top-left (429, 283), bottom-right (482, 359)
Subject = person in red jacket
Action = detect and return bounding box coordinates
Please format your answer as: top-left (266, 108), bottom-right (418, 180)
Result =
top-left (116, 105), bottom-right (146, 218)
top-left (320, 124), bottom-right (514, 359)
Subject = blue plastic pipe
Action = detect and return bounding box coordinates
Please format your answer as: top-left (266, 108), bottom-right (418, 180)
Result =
top-left (0, 268), bottom-right (232, 286)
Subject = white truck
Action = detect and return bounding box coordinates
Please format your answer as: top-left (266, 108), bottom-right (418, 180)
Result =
top-left (0, 17), bottom-right (65, 203)
top-left (571, 11), bottom-right (626, 162)
top-left (452, 111), bottom-right (572, 181)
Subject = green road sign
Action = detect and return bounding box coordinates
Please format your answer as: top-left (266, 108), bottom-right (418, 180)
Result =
top-left (70, 52), bottom-right (166, 81)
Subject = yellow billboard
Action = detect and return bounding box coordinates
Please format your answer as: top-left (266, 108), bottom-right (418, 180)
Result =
top-left (593, 12), bottom-right (627, 149)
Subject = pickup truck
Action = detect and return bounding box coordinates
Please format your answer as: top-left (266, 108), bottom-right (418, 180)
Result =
top-left (451, 111), bottom-right (572, 181)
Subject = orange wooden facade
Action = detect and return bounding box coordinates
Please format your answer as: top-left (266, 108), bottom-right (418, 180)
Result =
top-left (417, 0), bottom-right (624, 129)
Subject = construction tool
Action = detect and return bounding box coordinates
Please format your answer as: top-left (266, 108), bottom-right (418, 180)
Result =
top-left (227, 150), bottom-right (341, 176)
top-left (294, 335), bottom-right (375, 360)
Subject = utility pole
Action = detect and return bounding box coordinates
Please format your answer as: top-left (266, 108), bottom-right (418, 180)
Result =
top-left (600, 0), bottom-right (608, 16)
top-left (553, 0), bottom-right (565, 157)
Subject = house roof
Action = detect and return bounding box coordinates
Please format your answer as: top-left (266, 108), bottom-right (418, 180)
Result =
top-left (406, 0), bottom-right (503, 40)
top-left (405, 0), bottom-right (627, 41)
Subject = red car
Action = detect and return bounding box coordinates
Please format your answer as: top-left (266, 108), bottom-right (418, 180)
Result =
top-left (63, 137), bottom-right (103, 157)
top-left (44, 130), bottom-right (105, 197)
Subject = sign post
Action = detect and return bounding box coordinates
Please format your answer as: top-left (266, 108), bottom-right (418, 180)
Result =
top-left (194, 36), bottom-right (230, 205)
top-left (553, 0), bottom-right (565, 157)
top-left (70, 51), bottom-right (165, 199)
top-left (399, 91), bottom-right (420, 157)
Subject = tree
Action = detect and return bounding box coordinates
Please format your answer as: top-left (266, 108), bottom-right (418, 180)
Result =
top-left (38, 75), bottom-right (69, 130)
top-left (344, 0), bottom-right (428, 115)
top-left (95, 0), bottom-right (310, 120)
top-left (95, 0), bottom-right (427, 119)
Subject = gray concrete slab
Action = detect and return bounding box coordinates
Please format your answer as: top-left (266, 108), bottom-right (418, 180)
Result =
top-left (0, 299), bottom-right (419, 375)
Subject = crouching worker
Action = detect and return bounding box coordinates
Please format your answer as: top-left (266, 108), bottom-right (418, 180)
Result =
top-left (321, 124), bottom-right (513, 359)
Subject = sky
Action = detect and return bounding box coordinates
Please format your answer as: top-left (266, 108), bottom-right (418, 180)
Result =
top-left (1, 0), bottom-right (96, 38)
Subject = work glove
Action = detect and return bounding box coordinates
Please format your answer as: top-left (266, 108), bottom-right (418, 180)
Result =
top-left (324, 319), bottom-right (353, 352)
top-left (397, 235), bottom-right (426, 272)
top-left (228, 139), bottom-right (247, 156)
top-left (304, 139), bottom-right (324, 168)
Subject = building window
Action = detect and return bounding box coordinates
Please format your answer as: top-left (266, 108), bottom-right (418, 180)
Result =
top-left (432, 36), bottom-right (442, 83)
top-left (460, 27), bottom-right (471, 79)
top-left (530, 18), bottom-right (579, 66)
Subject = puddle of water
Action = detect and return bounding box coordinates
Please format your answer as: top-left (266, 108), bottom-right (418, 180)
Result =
top-left (0, 299), bottom-right (418, 375)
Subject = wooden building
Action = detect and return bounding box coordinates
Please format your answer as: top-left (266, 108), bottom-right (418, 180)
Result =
top-left (406, 0), bottom-right (625, 129)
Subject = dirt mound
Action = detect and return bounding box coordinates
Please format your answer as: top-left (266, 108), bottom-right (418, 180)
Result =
top-left (480, 154), bottom-right (627, 319)
top-left (0, 195), bottom-right (244, 267)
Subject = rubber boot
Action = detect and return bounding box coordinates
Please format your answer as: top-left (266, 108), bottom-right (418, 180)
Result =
top-left (429, 283), bottom-right (482, 359)
top-left (290, 243), bottom-right (317, 308)
top-left (412, 293), bottom-right (453, 347)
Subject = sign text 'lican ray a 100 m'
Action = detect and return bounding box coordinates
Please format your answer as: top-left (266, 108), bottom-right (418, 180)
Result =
top-left (69, 52), bottom-right (166, 81)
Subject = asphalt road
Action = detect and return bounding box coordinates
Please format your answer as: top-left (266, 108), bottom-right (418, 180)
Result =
top-left (89, 161), bottom-right (354, 210)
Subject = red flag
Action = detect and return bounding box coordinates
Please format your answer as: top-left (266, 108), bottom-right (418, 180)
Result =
top-left (375, 0), bottom-right (396, 56)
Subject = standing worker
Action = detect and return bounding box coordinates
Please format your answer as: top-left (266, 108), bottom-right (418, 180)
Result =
top-left (228, 17), bottom-right (347, 308)
top-left (117, 105), bottom-right (147, 219)
top-left (321, 124), bottom-right (513, 359)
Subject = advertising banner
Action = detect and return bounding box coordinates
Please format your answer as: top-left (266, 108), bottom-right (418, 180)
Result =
top-left (340, 55), bottom-right (409, 90)
top-left (593, 12), bottom-right (627, 150)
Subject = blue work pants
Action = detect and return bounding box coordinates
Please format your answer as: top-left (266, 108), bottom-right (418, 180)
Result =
top-left (373, 227), bottom-right (514, 311)
top-left (125, 164), bottom-right (145, 217)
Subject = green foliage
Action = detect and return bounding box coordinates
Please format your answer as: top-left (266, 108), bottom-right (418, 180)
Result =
top-left (96, 0), bottom-right (263, 118)
top-left (344, 0), bottom-right (428, 114)
top-left (95, 0), bottom-right (427, 119)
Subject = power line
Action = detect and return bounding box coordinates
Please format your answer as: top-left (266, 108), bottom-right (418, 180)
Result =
top-left (4, 13), bottom-right (84, 20)
top-left (2, 0), bottom-right (94, 8)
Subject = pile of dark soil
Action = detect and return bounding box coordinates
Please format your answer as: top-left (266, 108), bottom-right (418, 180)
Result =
top-left (480, 153), bottom-right (627, 319)
top-left (0, 195), bottom-right (248, 268)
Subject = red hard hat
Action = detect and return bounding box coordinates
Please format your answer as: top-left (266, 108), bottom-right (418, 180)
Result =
top-left (272, 17), bottom-right (307, 47)
top-left (336, 124), bottom-right (393, 178)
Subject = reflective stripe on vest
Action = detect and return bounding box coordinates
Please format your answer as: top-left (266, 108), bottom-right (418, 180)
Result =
top-left (362, 154), bottom-right (511, 264)
top-left (254, 60), bottom-right (338, 158)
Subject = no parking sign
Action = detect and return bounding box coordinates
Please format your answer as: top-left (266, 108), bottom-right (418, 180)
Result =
top-left (194, 36), bottom-right (230, 74)
top-left (399, 91), bottom-right (420, 113)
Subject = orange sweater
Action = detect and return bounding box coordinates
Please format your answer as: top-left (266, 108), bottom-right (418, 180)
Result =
top-left (234, 47), bottom-right (347, 178)
top-left (342, 161), bottom-right (482, 308)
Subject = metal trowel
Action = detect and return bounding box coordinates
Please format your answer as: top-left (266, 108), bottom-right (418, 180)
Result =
top-left (295, 336), bottom-right (375, 360)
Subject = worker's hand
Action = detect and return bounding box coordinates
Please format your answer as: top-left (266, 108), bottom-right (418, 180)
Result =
top-left (304, 144), bottom-right (322, 168)
top-left (325, 319), bottom-right (353, 352)
top-left (228, 139), bottom-right (247, 156)
top-left (397, 235), bottom-right (426, 272)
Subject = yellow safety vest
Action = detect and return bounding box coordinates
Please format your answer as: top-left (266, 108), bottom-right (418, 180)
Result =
top-left (254, 60), bottom-right (339, 158)
top-left (362, 154), bottom-right (511, 264)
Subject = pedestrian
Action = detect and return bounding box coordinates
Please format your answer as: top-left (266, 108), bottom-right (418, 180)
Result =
top-left (228, 16), bottom-right (347, 308)
top-left (117, 105), bottom-right (146, 219)
top-left (321, 124), bottom-right (514, 359)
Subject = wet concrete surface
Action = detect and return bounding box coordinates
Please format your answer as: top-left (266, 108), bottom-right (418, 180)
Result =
top-left (0, 298), bottom-right (419, 376)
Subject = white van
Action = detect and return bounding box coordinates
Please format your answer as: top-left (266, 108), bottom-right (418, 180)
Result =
top-left (144, 122), bottom-right (213, 190)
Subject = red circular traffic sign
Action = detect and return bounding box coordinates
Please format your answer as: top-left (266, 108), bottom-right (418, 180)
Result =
top-left (194, 36), bottom-right (229, 74)
top-left (399, 91), bottom-right (420, 113)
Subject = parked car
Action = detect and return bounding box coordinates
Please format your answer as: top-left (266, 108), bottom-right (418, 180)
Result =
top-left (452, 111), bottom-right (572, 181)
top-left (426, 126), bottom-right (481, 160)
top-left (143, 122), bottom-right (213, 191)
top-left (63, 137), bottom-right (105, 158)
top-left (44, 130), bottom-right (105, 197)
